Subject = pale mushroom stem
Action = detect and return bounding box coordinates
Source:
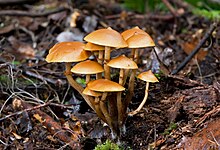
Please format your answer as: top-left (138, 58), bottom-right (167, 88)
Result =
top-left (117, 69), bottom-right (124, 127)
top-left (128, 82), bottom-right (149, 116)
top-left (65, 63), bottom-right (95, 111)
top-left (123, 49), bottom-right (139, 113)
top-left (104, 47), bottom-right (111, 80)
top-left (99, 93), bottom-right (114, 130)
top-left (123, 48), bottom-right (137, 86)
top-left (98, 50), bottom-right (104, 65)
top-left (94, 97), bottom-right (107, 122)
top-left (96, 50), bottom-right (104, 79)
top-left (85, 75), bottom-right (91, 84)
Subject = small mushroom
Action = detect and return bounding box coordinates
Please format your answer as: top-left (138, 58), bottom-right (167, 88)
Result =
top-left (84, 27), bottom-right (127, 80)
top-left (123, 32), bottom-right (155, 119)
top-left (71, 60), bottom-right (104, 83)
top-left (45, 42), bottom-right (95, 110)
top-left (87, 79), bottom-right (125, 135)
top-left (107, 55), bottom-right (138, 127)
top-left (128, 70), bottom-right (159, 116)
top-left (84, 42), bottom-right (105, 65)
top-left (82, 87), bottom-right (106, 122)
top-left (84, 42), bottom-right (105, 79)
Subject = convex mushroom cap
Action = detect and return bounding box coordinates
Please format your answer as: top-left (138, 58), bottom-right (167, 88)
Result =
top-left (46, 42), bottom-right (89, 62)
top-left (83, 87), bottom-right (102, 97)
top-left (121, 26), bottom-right (148, 41)
top-left (71, 60), bottom-right (104, 74)
top-left (137, 70), bottom-right (159, 82)
top-left (126, 33), bottom-right (155, 48)
top-left (84, 42), bottom-right (105, 51)
top-left (84, 27), bottom-right (127, 48)
top-left (87, 79), bottom-right (125, 92)
top-left (107, 55), bottom-right (138, 69)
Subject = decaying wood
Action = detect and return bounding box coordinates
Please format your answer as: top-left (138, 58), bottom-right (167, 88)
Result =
top-left (12, 98), bottom-right (81, 149)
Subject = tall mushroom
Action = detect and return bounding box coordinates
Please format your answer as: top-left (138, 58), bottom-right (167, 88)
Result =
top-left (123, 33), bottom-right (155, 118)
top-left (107, 55), bottom-right (138, 128)
top-left (87, 79), bottom-right (125, 135)
top-left (70, 60), bottom-right (104, 84)
top-left (128, 70), bottom-right (159, 116)
top-left (84, 27), bottom-right (127, 80)
top-left (121, 26), bottom-right (154, 85)
top-left (84, 42), bottom-right (105, 65)
top-left (84, 42), bottom-right (105, 79)
top-left (82, 87), bottom-right (106, 122)
top-left (45, 41), bottom-right (95, 110)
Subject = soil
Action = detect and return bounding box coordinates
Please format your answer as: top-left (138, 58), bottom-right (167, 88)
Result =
top-left (0, 0), bottom-right (220, 150)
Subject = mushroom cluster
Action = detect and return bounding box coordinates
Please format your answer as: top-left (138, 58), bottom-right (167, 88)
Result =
top-left (45, 26), bottom-right (159, 137)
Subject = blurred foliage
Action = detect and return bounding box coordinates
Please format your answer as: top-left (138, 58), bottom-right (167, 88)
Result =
top-left (186, 0), bottom-right (220, 21)
top-left (122, 0), bottom-right (220, 20)
top-left (122, 0), bottom-right (168, 13)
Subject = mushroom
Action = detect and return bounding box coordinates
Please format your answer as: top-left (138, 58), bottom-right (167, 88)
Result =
top-left (84, 42), bottom-right (105, 79)
top-left (84, 42), bottom-right (105, 65)
top-left (128, 70), bottom-right (159, 116)
top-left (71, 60), bottom-right (104, 84)
top-left (107, 55), bottom-right (138, 127)
top-left (82, 87), bottom-right (106, 122)
top-left (123, 33), bottom-right (155, 118)
top-left (45, 41), bottom-right (95, 110)
top-left (121, 26), bottom-right (154, 85)
top-left (84, 27), bottom-right (127, 80)
top-left (87, 79), bottom-right (125, 135)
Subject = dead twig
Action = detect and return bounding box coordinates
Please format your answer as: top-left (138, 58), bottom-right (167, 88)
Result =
top-left (194, 105), bottom-right (220, 127)
top-left (161, 0), bottom-right (177, 17)
top-left (12, 99), bottom-right (80, 149)
top-left (0, 7), bottom-right (68, 17)
top-left (0, 99), bottom-right (50, 122)
top-left (171, 22), bottom-right (217, 75)
top-left (23, 70), bottom-right (66, 86)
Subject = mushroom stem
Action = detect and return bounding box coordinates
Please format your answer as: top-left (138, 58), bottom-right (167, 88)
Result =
top-left (98, 50), bottom-right (104, 65)
top-left (94, 97), bottom-right (107, 122)
top-left (85, 75), bottom-right (91, 84)
top-left (99, 93), bottom-right (114, 130)
top-left (122, 48), bottom-right (137, 86)
top-left (104, 46), bottom-right (111, 80)
top-left (123, 49), bottom-right (139, 115)
top-left (128, 82), bottom-right (149, 116)
top-left (65, 63), bottom-right (95, 111)
top-left (96, 50), bottom-right (104, 79)
top-left (117, 69), bottom-right (124, 127)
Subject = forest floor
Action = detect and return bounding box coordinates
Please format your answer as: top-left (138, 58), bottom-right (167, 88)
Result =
top-left (0, 0), bottom-right (220, 149)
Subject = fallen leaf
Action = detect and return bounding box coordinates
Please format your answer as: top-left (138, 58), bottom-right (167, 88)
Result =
top-left (12, 132), bottom-right (22, 140)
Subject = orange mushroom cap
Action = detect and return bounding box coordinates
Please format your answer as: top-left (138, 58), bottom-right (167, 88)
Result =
top-left (137, 70), bottom-right (159, 83)
top-left (46, 42), bottom-right (89, 62)
top-left (107, 55), bottom-right (138, 69)
top-left (121, 26), bottom-right (148, 41)
top-left (83, 87), bottom-right (102, 97)
top-left (126, 33), bottom-right (155, 48)
top-left (84, 42), bottom-right (105, 51)
top-left (87, 79), bottom-right (125, 92)
top-left (71, 60), bottom-right (104, 74)
top-left (84, 27), bottom-right (127, 48)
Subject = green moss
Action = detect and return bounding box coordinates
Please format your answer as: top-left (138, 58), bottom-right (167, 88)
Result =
top-left (94, 140), bottom-right (122, 150)
top-left (163, 122), bottom-right (178, 135)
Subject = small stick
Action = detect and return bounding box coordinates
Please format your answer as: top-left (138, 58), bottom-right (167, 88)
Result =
top-left (0, 100), bottom-right (50, 122)
top-left (171, 22), bottom-right (217, 75)
top-left (162, 0), bottom-right (177, 17)
top-left (0, 7), bottom-right (68, 17)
